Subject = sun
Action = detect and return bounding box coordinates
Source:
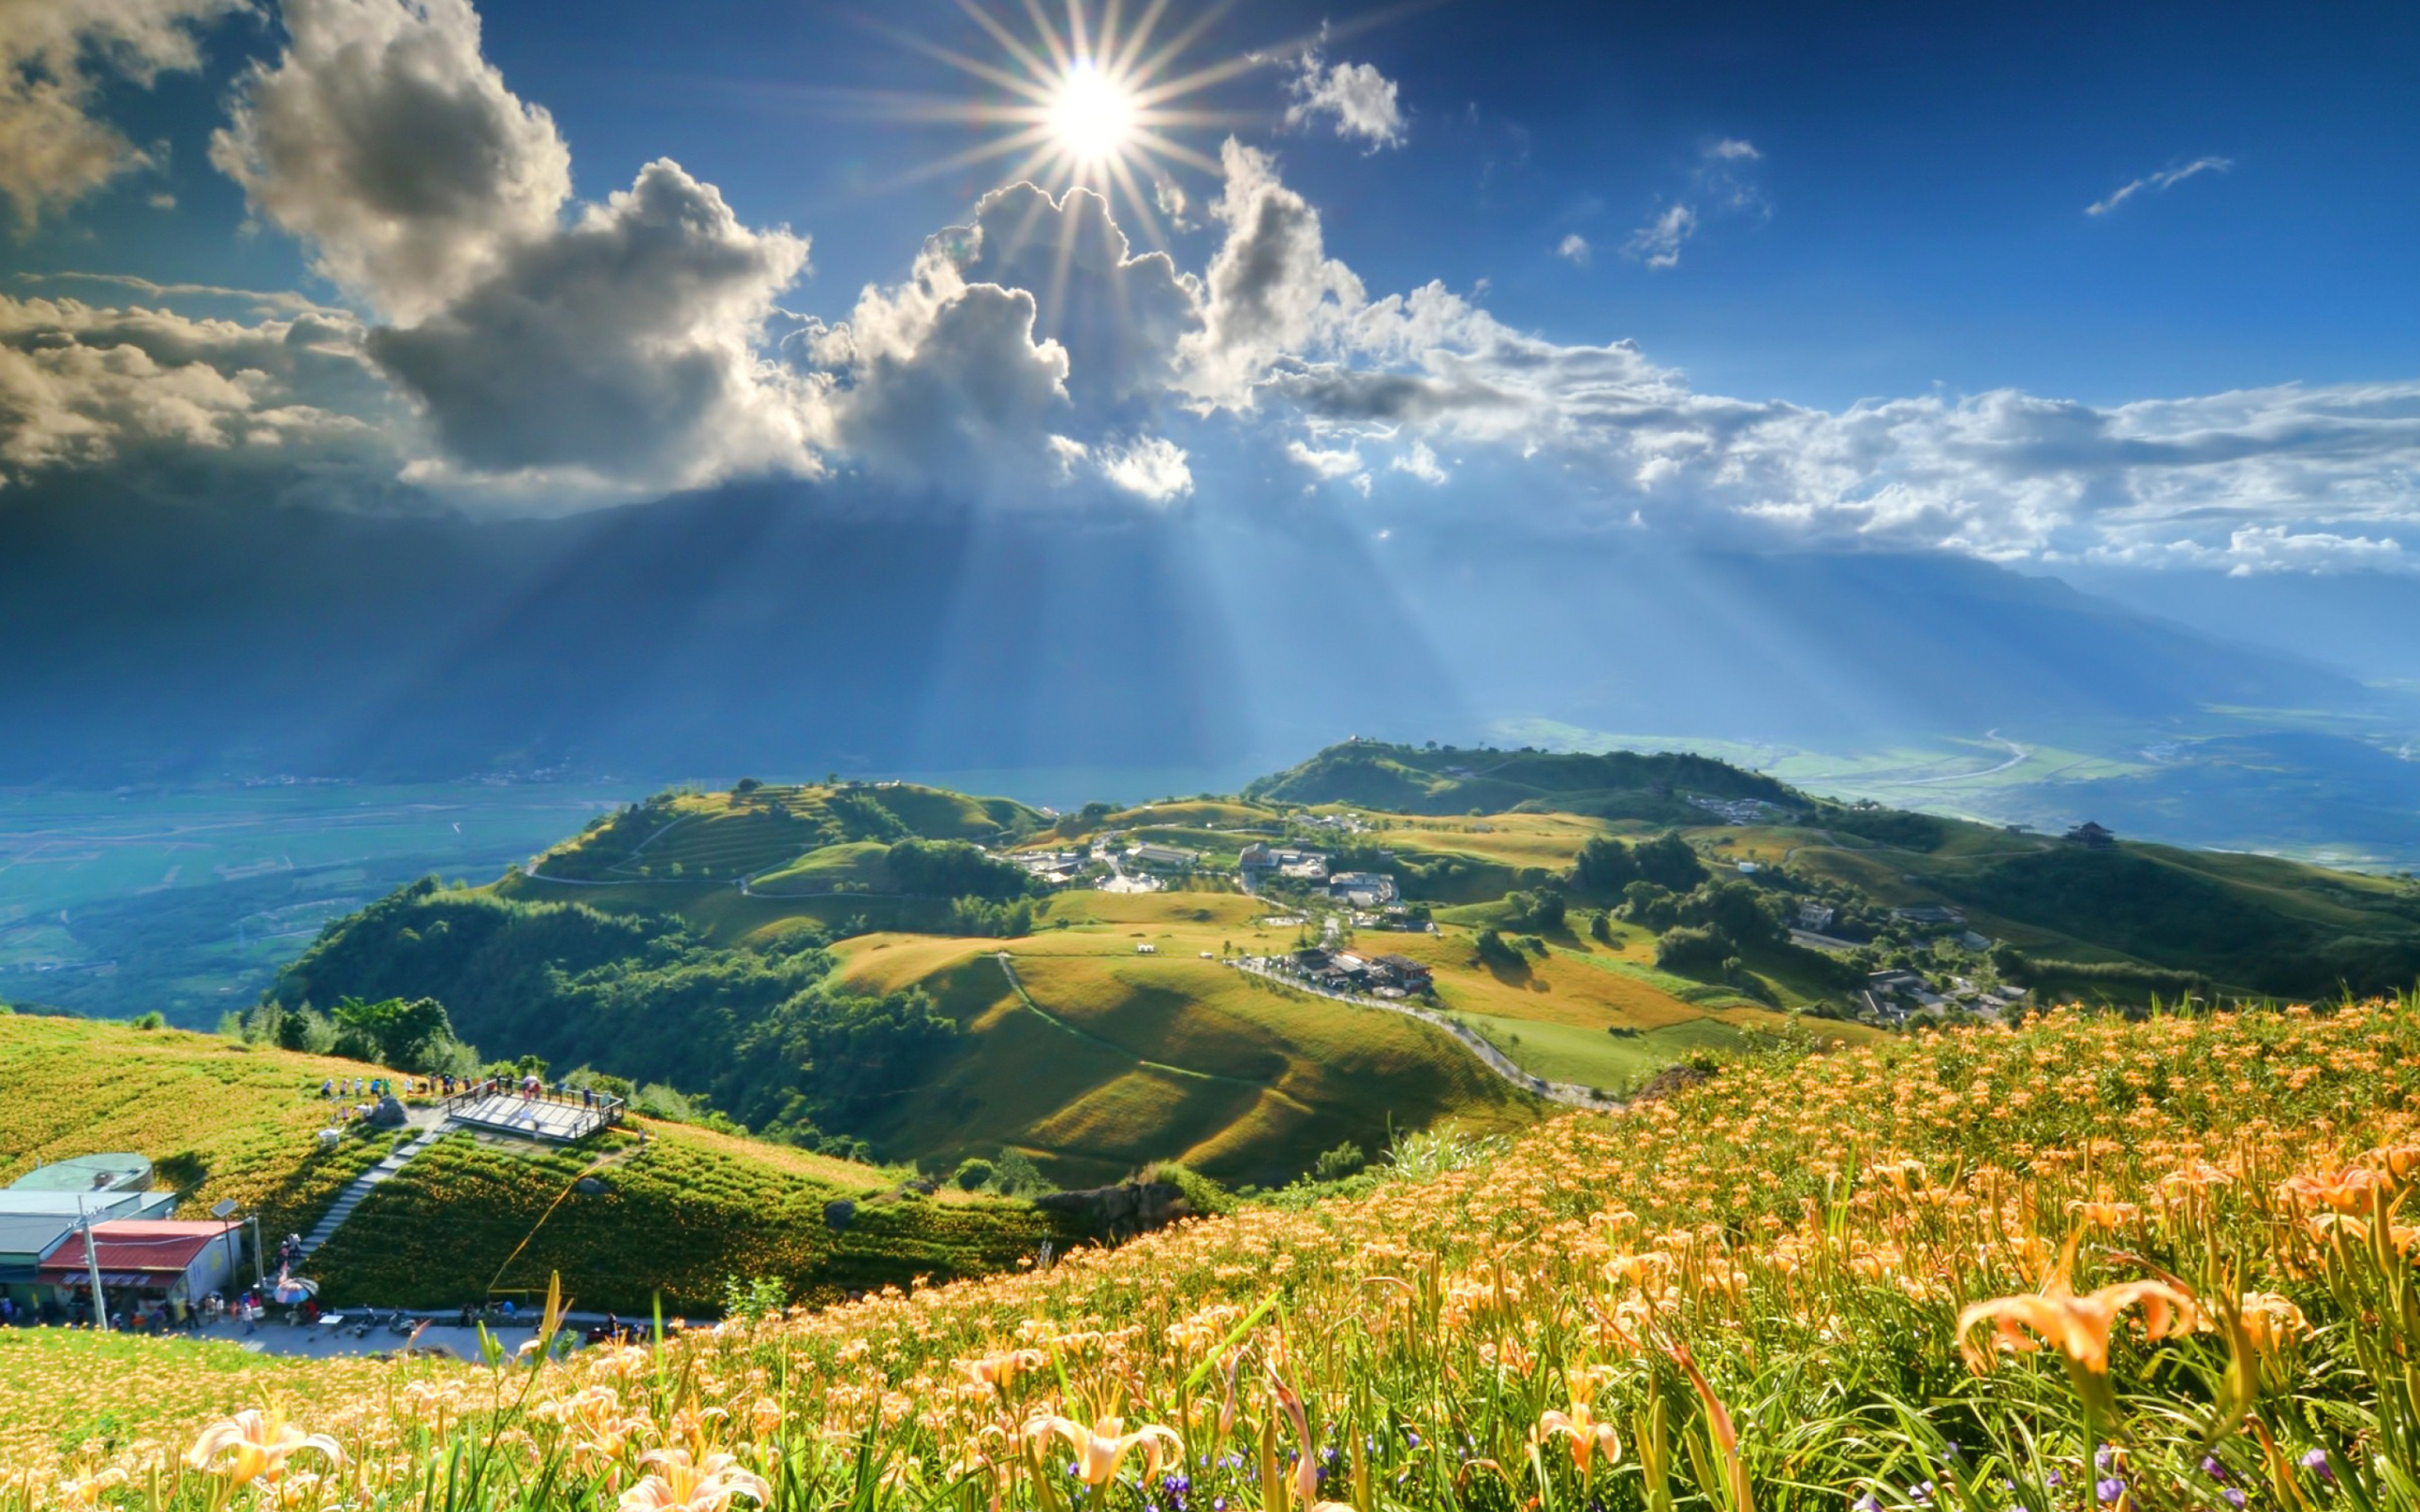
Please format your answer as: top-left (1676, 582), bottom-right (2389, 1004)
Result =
top-left (1046, 60), bottom-right (1136, 165)
top-left (864, 0), bottom-right (1268, 246)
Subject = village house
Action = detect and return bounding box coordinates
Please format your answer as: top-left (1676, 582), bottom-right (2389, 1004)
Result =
top-left (1795, 902), bottom-right (1837, 932)
top-left (1128, 844), bottom-right (1201, 873)
top-left (1328, 870), bottom-right (1398, 907)
top-left (1369, 954), bottom-right (1434, 994)
top-left (2065, 821), bottom-right (2117, 849)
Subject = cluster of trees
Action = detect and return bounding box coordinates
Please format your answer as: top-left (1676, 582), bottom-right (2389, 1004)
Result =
top-left (946, 896), bottom-right (1035, 937)
top-left (268, 881), bottom-right (954, 1151)
top-left (884, 839), bottom-right (1038, 902)
top-left (241, 993), bottom-right (482, 1076)
top-left (1568, 833), bottom-right (1707, 896)
top-left (1499, 889), bottom-right (1566, 933)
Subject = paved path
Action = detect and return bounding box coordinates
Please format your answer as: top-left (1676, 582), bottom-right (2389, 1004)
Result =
top-left (297, 1122), bottom-right (448, 1260)
top-left (1226, 959), bottom-right (1623, 1111)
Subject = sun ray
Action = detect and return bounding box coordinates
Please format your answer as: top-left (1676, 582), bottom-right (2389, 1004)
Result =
top-left (889, 123), bottom-right (1062, 185)
top-left (1110, 0), bottom-right (1175, 77)
top-left (1017, 0), bottom-right (1076, 75)
top-left (949, 0), bottom-right (1062, 90)
top-left (1126, 0), bottom-right (1241, 94)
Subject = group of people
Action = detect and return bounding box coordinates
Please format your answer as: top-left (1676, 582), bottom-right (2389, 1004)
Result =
top-left (320, 1075), bottom-right (403, 1099)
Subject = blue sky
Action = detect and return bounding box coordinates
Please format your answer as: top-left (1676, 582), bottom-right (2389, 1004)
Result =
top-left (5, 0), bottom-right (2418, 578)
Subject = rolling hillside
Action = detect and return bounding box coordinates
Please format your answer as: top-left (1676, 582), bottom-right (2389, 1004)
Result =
top-left (0, 1014), bottom-right (1067, 1312)
top-left (1244, 741), bottom-right (1796, 818)
top-left (260, 742), bottom-right (2420, 1194)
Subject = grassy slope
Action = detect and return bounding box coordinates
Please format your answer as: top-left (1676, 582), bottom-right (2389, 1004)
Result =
top-left (0, 1014), bottom-right (1065, 1315)
top-left (303, 1124), bottom-right (1072, 1314)
top-left (0, 1014), bottom-right (409, 1242)
top-left (831, 907), bottom-right (1538, 1189)
top-left (1746, 811), bottom-right (2420, 994)
top-left (20, 997), bottom-right (2420, 1504)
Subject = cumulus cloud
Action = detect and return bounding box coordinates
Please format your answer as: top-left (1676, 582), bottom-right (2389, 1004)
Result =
top-left (1556, 232), bottom-right (1592, 266)
top-left (0, 0), bottom-right (242, 230)
top-left (0, 291), bottom-right (400, 489)
top-left (804, 245), bottom-right (1069, 500)
top-left (2087, 156), bottom-right (2232, 217)
top-left (1284, 49), bottom-right (1406, 149)
top-left (211, 0), bottom-right (821, 495)
top-left (1095, 434), bottom-right (1192, 502)
top-left (1179, 139), bottom-right (1366, 406)
top-left (951, 183), bottom-right (1201, 416)
top-left (212, 0), bottom-right (573, 322)
top-left (365, 160), bottom-right (819, 490)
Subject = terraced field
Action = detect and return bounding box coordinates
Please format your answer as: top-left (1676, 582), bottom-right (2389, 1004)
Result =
top-left (835, 926), bottom-right (1536, 1189)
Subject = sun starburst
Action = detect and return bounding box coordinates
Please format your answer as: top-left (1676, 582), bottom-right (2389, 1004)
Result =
top-left (867, 0), bottom-right (1270, 247)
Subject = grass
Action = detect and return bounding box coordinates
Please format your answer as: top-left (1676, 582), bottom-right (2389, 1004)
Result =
top-left (305, 1125), bottom-right (1073, 1314)
top-left (16, 998), bottom-right (2420, 1510)
top-left (0, 1014), bottom-right (1068, 1317)
top-left (855, 945), bottom-right (1538, 1189)
top-left (0, 1014), bottom-right (413, 1242)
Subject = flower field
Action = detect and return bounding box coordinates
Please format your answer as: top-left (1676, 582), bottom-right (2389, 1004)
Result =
top-left (10, 997), bottom-right (2420, 1509)
top-left (0, 1015), bottom-right (406, 1239)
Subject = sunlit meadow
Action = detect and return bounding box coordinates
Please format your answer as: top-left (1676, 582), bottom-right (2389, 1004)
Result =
top-left (10, 998), bottom-right (2420, 1510)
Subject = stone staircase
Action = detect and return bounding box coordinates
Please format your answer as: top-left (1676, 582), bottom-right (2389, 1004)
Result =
top-left (297, 1123), bottom-right (449, 1260)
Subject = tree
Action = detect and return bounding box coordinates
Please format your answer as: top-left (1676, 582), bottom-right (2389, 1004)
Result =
top-left (1311, 1142), bottom-right (1368, 1182)
top-left (1634, 833), bottom-right (1706, 891)
top-left (1569, 837), bottom-right (1641, 895)
top-left (329, 995), bottom-right (458, 1068)
top-left (1654, 925), bottom-right (1735, 976)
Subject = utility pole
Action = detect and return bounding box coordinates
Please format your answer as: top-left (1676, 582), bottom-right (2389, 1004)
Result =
top-left (250, 1213), bottom-right (266, 1290)
top-left (77, 1206), bottom-right (108, 1331)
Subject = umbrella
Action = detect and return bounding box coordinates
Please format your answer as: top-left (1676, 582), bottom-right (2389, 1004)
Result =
top-left (271, 1272), bottom-right (319, 1304)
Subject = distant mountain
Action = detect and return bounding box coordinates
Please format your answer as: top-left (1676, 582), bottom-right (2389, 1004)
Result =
top-left (0, 479), bottom-right (2388, 786)
top-left (1243, 741), bottom-right (1795, 817)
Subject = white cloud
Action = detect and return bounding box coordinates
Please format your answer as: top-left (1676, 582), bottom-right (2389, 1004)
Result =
top-left (212, 0), bottom-right (574, 323)
top-left (1556, 232), bottom-right (1592, 266)
top-left (0, 291), bottom-right (401, 489)
top-left (1284, 50), bottom-right (1406, 150)
top-left (1623, 204), bottom-right (1697, 270)
top-left (806, 245), bottom-right (1068, 500)
top-left (1178, 139), bottom-right (1366, 406)
top-left (952, 183), bottom-right (1201, 416)
top-left (0, 0), bottom-right (241, 230)
top-left (1392, 438), bottom-right (1447, 484)
top-left (1096, 435), bottom-right (1192, 503)
top-left (2086, 156), bottom-right (2233, 217)
top-left (1706, 138), bottom-right (1761, 162)
top-left (1284, 438), bottom-right (1363, 478)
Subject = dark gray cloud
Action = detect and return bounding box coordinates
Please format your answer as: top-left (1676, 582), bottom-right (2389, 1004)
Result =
top-left (211, 0), bottom-right (573, 321)
top-left (365, 159), bottom-right (817, 490)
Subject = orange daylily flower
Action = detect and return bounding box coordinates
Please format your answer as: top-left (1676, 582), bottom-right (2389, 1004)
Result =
top-left (1025, 1414), bottom-right (1183, 1487)
top-left (183, 1409), bottom-right (344, 1486)
top-left (617, 1448), bottom-right (773, 1512)
top-left (2237, 1292), bottom-right (2309, 1356)
top-left (959, 1349), bottom-right (1046, 1395)
top-left (1958, 1275), bottom-right (2201, 1412)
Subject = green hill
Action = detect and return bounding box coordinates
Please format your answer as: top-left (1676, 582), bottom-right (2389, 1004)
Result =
top-left (1243, 740), bottom-right (1796, 818)
top-left (0, 1013), bottom-right (1069, 1313)
top-left (257, 747), bottom-right (2420, 1196)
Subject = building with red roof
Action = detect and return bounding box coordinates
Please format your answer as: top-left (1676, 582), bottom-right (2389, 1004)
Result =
top-left (37, 1219), bottom-right (243, 1309)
